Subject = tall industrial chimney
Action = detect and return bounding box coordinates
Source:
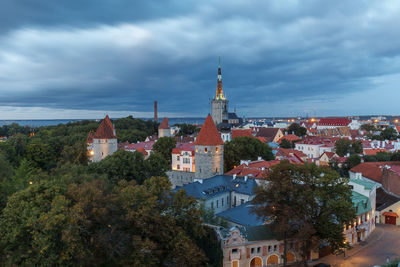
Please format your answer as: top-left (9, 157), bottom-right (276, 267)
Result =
top-left (154, 101), bottom-right (158, 122)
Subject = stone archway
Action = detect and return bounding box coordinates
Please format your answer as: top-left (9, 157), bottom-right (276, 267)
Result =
top-left (250, 256), bottom-right (262, 267)
top-left (267, 254), bottom-right (279, 264)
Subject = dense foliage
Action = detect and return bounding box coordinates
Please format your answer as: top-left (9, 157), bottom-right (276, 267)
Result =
top-left (0, 118), bottom-right (222, 266)
top-left (252, 161), bottom-right (356, 266)
top-left (224, 137), bottom-right (274, 172)
top-left (334, 139), bottom-right (363, 157)
top-left (174, 123), bottom-right (199, 136)
top-left (287, 123), bottom-right (307, 137)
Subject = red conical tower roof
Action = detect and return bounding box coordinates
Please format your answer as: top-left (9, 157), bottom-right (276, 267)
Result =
top-left (195, 115), bottom-right (223, 146)
top-left (94, 115), bottom-right (117, 139)
top-left (159, 117), bottom-right (170, 129)
top-left (87, 131), bottom-right (94, 143)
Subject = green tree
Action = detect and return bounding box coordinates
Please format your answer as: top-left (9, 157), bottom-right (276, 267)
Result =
top-left (360, 124), bottom-right (377, 132)
top-left (145, 152), bottom-right (169, 177)
top-left (224, 137), bottom-right (274, 172)
top-left (335, 138), bottom-right (352, 157)
top-left (92, 150), bottom-right (147, 184)
top-left (25, 141), bottom-right (53, 170)
top-left (152, 137), bottom-right (176, 166)
top-left (175, 123), bottom-right (199, 136)
top-left (343, 154), bottom-right (362, 176)
top-left (280, 138), bottom-right (295, 149)
top-left (252, 161), bottom-right (355, 266)
top-left (350, 140), bottom-right (363, 154)
top-left (380, 127), bottom-right (398, 140)
top-left (287, 123), bottom-right (307, 137)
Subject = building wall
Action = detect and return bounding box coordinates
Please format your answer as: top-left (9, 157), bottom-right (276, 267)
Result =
top-left (166, 170), bottom-right (195, 189)
top-left (195, 144), bottom-right (224, 179)
top-left (378, 201), bottom-right (400, 225)
top-left (211, 99), bottom-right (228, 125)
top-left (231, 192), bottom-right (253, 208)
top-left (91, 138), bottom-right (117, 162)
top-left (295, 143), bottom-right (321, 159)
top-left (223, 238), bottom-right (301, 267)
top-left (172, 152), bottom-right (195, 172)
top-left (204, 192), bottom-right (231, 214)
top-left (382, 168), bottom-right (400, 196)
top-left (158, 128), bottom-right (171, 138)
top-left (343, 210), bottom-right (373, 245)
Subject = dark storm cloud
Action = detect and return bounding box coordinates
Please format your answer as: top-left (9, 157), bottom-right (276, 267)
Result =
top-left (1, 0), bottom-right (400, 117)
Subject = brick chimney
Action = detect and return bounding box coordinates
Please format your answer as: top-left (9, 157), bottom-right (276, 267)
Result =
top-left (154, 101), bottom-right (158, 122)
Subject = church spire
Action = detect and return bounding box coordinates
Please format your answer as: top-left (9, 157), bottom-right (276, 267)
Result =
top-left (215, 57), bottom-right (225, 100)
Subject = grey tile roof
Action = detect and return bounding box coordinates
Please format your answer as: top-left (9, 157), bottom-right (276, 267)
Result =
top-left (217, 204), bottom-right (264, 226)
top-left (174, 175), bottom-right (257, 200)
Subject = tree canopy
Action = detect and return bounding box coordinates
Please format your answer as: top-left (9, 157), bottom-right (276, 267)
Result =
top-left (287, 123), bottom-right (307, 137)
top-left (252, 161), bottom-right (355, 266)
top-left (224, 137), bottom-right (274, 172)
top-left (152, 137), bottom-right (177, 166)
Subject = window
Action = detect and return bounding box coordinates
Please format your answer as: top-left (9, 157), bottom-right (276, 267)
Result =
top-left (216, 200), bottom-right (219, 208)
top-left (216, 147), bottom-right (219, 152)
top-left (222, 198), bottom-right (224, 206)
top-left (268, 245), bottom-right (271, 252)
top-left (204, 147), bottom-right (208, 152)
top-left (274, 245), bottom-right (277, 251)
top-left (211, 202), bottom-right (214, 209)
top-left (251, 248), bottom-right (254, 254)
top-left (177, 165), bottom-right (180, 170)
top-left (241, 199), bottom-right (245, 205)
top-left (177, 156), bottom-right (180, 161)
top-left (257, 247), bottom-right (261, 253)
top-left (232, 249), bottom-right (238, 254)
top-left (227, 196), bottom-right (229, 205)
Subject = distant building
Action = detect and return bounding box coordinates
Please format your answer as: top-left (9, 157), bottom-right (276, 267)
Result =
top-left (89, 115), bottom-right (118, 162)
top-left (174, 175), bottom-right (257, 214)
top-left (211, 60), bottom-right (229, 125)
top-left (254, 128), bottom-right (284, 143)
top-left (158, 117), bottom-right (171, 138)
top-left (195, 115), bottom-right (224, 180)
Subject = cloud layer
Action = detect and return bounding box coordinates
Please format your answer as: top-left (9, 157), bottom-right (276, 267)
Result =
top-left (1, 0), bottom-right (400, 119)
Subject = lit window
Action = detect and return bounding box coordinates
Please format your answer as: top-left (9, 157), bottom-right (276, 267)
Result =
top-left (204, 147), bottom-right (208, 152)
top-left (216, 147), bottom-right (219, 152)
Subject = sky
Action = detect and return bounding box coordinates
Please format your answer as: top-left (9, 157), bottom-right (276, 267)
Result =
top-left (1, 0), bottom-right (400, 119)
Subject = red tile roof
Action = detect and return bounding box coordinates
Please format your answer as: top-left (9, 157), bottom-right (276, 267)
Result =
top-left (349, 162), bottom-right (400, 183)
top-left (94, 115), bottom-right (117, 139)
top-left (87, 131), bottom-right (94, 143)
top-left (225, 160), bottom-right (281, 178)
top-left (136, 147), bottom-right (148, 156)
top-left (231, 129), bottom-right (253, 139)
top-left (364, 149), bottom-right (388, 156)
top-left (278, 134), bottom-right (300, 144)
top-left (320, 151), bottom-right (336, 159)
top-left (195, 115), bottom-right (223, 146)
top-left (318, 118), bottom-right (351, 126)
top-left (159, 117), bottom-right (170, 129)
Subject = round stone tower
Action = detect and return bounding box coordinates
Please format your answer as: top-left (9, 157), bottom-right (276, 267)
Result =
top-left (195, 115), bottom-right (224, 180)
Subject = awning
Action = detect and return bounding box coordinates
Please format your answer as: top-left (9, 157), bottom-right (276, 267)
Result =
top-left (383, 212), bottom-right (399, 218)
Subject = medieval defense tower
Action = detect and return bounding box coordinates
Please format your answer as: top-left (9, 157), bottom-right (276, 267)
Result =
top-left (88, 115), bottom-right (118, 162)
top-left (211, 59), bottom-right (228, 125)
top-left (194, 115), bottom-right (224, 180)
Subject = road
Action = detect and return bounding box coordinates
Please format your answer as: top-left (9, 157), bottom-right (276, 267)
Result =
top-left (314, 224), bottom-right (400, 267)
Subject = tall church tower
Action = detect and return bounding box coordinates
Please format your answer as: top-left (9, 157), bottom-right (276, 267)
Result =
top-left (195, 115), bottom-right (224, 180)
top-left (211, 58), bottom-right (228, 125)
